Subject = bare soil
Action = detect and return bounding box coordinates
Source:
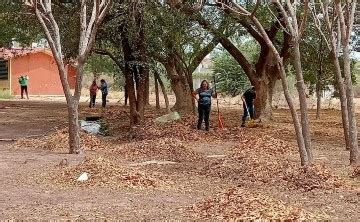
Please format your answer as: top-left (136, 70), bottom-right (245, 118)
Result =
top-left (0, 99), bottom-right (359, 220)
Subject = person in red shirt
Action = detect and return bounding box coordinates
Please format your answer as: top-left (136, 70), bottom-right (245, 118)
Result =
top-left (89, 80), bottom-right (98, 108)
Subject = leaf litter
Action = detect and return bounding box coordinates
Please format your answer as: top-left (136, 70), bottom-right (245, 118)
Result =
top-left (47, 156), bottom-right (173, 189)
top-left (9, 106), bottom-right (357, 219)
top-left (189, 187), bottom-right (329, 220)
top-left (13, 128), bottom-right (110, 152)
top-left (110, 138), bottom-right (205, 162)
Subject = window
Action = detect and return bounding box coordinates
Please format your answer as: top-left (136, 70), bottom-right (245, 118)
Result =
top-left (0, 59), bottom-right (8, 80)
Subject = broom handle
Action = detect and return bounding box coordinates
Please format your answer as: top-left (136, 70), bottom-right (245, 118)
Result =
top-left (241, 97), bottom-right (250, 117)
top-left (213, 75), bottom-right (220, 115)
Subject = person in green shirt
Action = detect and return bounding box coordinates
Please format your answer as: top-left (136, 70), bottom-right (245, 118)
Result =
top-left (18, 75), bottom-right (29, 99)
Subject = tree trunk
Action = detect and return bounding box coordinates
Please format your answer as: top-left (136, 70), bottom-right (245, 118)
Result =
top-left (68, 58), bottom-right (85, 154)
top-left (331, 52), bottom-right (350, 150)
top-left (164, 62), bottom-right (194, 113)
top-left (293, 41), bottom-right (313, 163)
top-left (315, 78), bottom-right (321, 119)
top-left (154, 72), bottom-right (160, 110)
top-left (254, 73), bottom-right (277, 120)
top-left (249, 16), bottom-right (309, 165)
top-left (278, 62), bottom-right (309, 165)
top-left (171, 77), bottom-right (194, 113)
top-left (316, 38), bottom-right (324, 119)
top-left (68, 101), bottom-right (80, 154)
top-left (343, 43), bottom-right (359, 164)
top-left (122, 29), bottom-right (141, 126)
top-left (145, 68), bottom-right (150, 106)
top-left (135, 65), bottom-right (146, 120)
top-left (125, 68), bottom-right (140, 126)
top-left (155, 70), bottom-right (170, 113)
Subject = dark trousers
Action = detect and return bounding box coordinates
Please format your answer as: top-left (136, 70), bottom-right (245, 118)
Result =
top-left (21, 86), bottom-right (28, 99)
top-left (89, 95), bottom-right (96, 108)
top-left (102, 93), bottom-right (107, 107)
top-left (197, 104), bottom-right (211, 131)
top-left (242, 103), bottom-right (255, 124)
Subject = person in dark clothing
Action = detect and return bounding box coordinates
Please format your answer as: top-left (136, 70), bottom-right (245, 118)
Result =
top-left (192, 80), bottom-right (217, 131)
top-left (18, 75), bottom-right (29, 99)
top-left (99, 79), bottom-right (108, 107)
top-left (241, 86), bottom-right (256, 127)
top-left (89, 80), bottom-right (98, 108)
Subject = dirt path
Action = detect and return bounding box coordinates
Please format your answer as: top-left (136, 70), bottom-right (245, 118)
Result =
top-left (0, 100), bottom-right (359, 220)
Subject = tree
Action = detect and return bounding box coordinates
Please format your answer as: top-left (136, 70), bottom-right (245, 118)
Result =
top-left (212, 40), bottom-right (256, 96)
top-left (312, 0), bottom-right (359, 164)
top-left (215, 0), bottom-right (313, 165)
top-left (275, 0), bottom-right (313, 163)
top-left (192, 4), bottom-right (292, 120)
top-left (0, 3), bottom-right (41, 47)
top-left (149, 3), bottom-right (223, 113)
top-left (301, 28), bottom-right (333, 119)
top-left (25, 0), bottom-right (112, 153)
top-left (90, 2), bottom-right (149, 126)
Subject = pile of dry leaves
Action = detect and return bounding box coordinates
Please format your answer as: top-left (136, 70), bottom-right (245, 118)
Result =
top-left (201, 131), bottom-right (295, 183)
top-left (110, 138), bottom-right (205, 162)
top-left (13, 128), bottom-right (110, 152)
top-left (283, 164), bottom-right (344, 191)
top-left (189, 187), bottom-right (325, 220)
top-left (51, 156), bottom-right (172, 189)
top-left (202, 131), bottom-right (345, 191)
top-left (132, 118), bottom-right (201, 142)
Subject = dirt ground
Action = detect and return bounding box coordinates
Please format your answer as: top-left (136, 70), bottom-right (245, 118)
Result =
top-left (0, 99), bottom-right (360, 220)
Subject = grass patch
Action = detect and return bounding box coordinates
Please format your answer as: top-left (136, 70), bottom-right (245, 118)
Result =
top-left (0, 90), bottom-right (13, 99)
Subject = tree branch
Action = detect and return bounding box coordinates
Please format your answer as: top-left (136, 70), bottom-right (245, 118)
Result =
top-left (189, 40), bottom-right (217, 73)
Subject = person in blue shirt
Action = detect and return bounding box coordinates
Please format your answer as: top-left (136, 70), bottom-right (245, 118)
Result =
top-left (99, 79), bottom-right (108, 107)
top-left (192, 80), bottom-right (217, 131)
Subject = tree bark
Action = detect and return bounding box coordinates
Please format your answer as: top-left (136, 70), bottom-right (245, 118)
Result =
top-left (338, 2), bottom-right (359, 163)
top-left (154, 72), bottom-right (160, 110)
top-left (125, 66), bottom-right (140, 126)
top-left (331, 52), bottom-right (350, 150)
top-left (315, 77), bottom-right (321, 119)
top-left (293, 41), bottom-right (313, 163)
top-left (144, 68), bottom-right (150, 106)
top-left (68, 101), bottom-right (80, 154)
top-left (171, 76), bottom-right (194, 113)
top-left (155, 70), bottom-right (170, 113)
top-left (278, 62), bottom-right (309, 165)
top-left (249, 13), bottom-right (309, 166)
top-left (163, 61), bottom-right (194, 113)
top-left (135, 64), bottom-right (146, 120)
top-left (254, 68), bottom-right (278, 120)
top-left (316, 39), bottom-right (324, 119)
top-left (343, 43), bottom-right (359, 164)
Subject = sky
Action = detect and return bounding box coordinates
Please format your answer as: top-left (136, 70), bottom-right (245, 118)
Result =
top-left (352, 52), bottom-right (360, 61)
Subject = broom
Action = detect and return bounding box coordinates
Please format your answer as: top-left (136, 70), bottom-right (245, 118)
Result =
top-left (241, 97), bottom-right (256, 127)
top-left (213, 75), bottom-right (224, 129)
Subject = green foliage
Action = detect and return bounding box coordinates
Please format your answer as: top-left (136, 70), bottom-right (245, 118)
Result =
top-left (85, 54), bottom-right (120, 76)
top-left (0, 90), bottom-right (13, 99)
top-left (99, 120), bottom-right (111, 136)
top-left (0, 4), bottom-right (42, 47)
top-left (212, 40), bottom-right (258, 97)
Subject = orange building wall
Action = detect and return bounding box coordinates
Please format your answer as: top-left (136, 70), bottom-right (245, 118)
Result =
top-left (10, 52), bottom-right (76, 95)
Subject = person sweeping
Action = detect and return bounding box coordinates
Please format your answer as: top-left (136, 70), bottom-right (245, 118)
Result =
top-left (241, 86), bottom-right (256, 127)
top-left (192, 80), bottom-right (217, 131)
